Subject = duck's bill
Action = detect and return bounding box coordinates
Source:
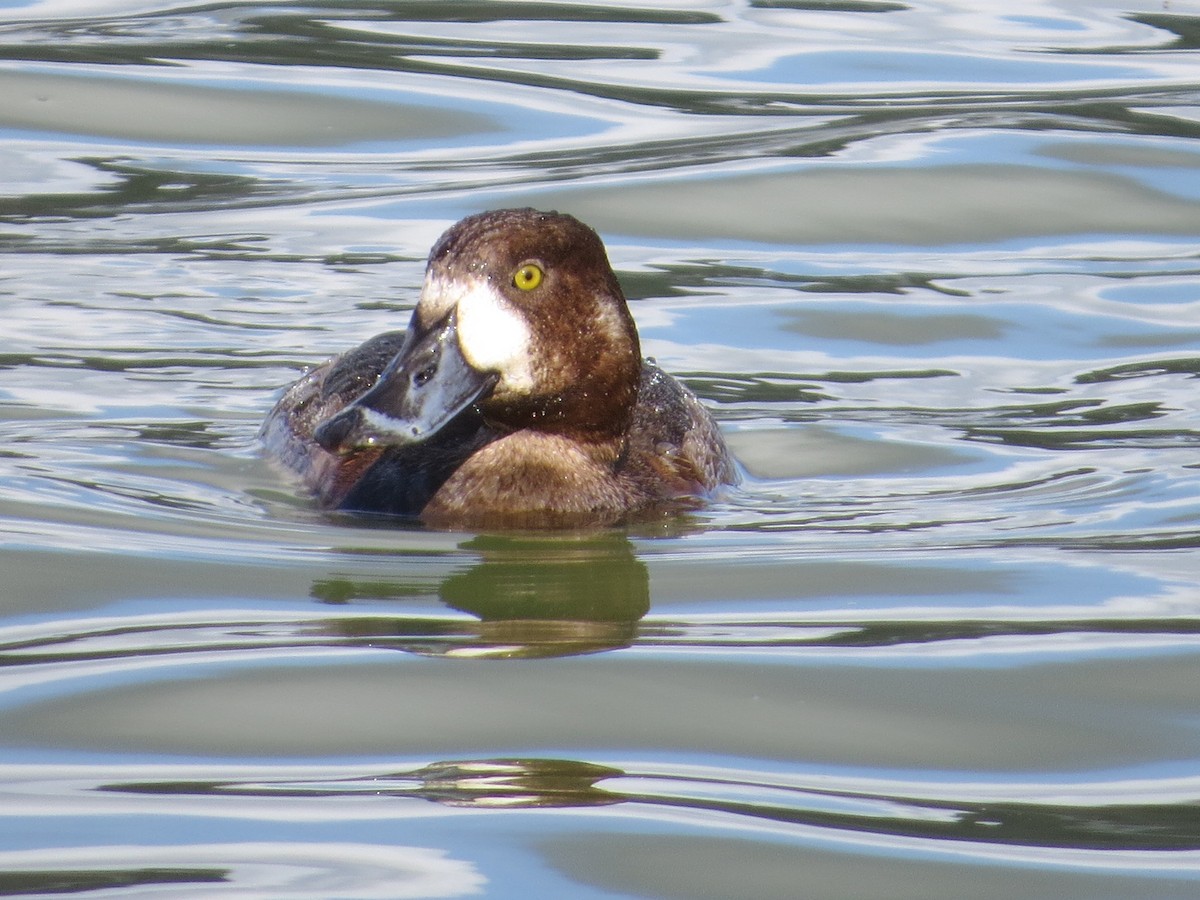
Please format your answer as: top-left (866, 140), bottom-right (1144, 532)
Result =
top-left (313, 311), bottom-right (497, 453)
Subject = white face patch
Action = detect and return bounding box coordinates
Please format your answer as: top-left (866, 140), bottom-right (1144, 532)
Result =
top-left (420, 272), bottom-right (534, 393)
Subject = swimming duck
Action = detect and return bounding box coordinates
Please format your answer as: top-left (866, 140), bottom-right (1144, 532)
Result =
top-left (261, 208), bottom-right (737, 528)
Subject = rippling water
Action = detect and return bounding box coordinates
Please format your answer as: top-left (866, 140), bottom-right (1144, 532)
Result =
top-left (2, 1), bottom-right (1199, 897)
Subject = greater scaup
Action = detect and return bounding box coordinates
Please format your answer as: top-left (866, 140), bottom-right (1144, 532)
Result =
top-left (261, 208), bottom-right (737, 528)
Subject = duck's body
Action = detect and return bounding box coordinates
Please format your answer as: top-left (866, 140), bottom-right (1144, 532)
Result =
top-left (261, 208), bottom-right (736, 529)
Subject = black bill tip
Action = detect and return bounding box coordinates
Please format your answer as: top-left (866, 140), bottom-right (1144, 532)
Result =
top-left (314, 407), bottom-right (362, 453)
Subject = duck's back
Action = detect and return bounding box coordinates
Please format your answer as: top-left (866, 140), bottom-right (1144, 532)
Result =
top-left (624, 361), bottom-right (738, 506)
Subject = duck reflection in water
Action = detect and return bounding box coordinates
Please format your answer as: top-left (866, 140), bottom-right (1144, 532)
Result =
top-left (314, 532), bottom-right (649, 659)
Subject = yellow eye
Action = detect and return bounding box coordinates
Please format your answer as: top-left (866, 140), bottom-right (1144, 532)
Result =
top-left (512, 263), bottom-right (543, 291)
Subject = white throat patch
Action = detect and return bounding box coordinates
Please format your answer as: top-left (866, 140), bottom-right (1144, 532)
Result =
top-left (421, 272), bottom-right (533, 392)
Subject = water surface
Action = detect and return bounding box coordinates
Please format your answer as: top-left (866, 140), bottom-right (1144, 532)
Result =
top-left (1, 1), bottom-right (1199, 897)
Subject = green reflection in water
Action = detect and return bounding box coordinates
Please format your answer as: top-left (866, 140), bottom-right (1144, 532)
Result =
top-left (103, 753), bottom-right (1200, 850)
top-left (316, 533), bottom-right (649, 659)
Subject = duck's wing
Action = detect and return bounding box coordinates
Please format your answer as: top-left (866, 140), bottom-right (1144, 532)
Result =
top-left (262, 331), bottom-right (500, 516)
top-left (259, 331), bottom-right (408, 504)
top-left (319, 330), bottom-right (411, 410)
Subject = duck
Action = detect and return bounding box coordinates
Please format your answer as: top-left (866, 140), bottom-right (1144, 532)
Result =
top-left (261, 208), bottom-right (737, 529)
